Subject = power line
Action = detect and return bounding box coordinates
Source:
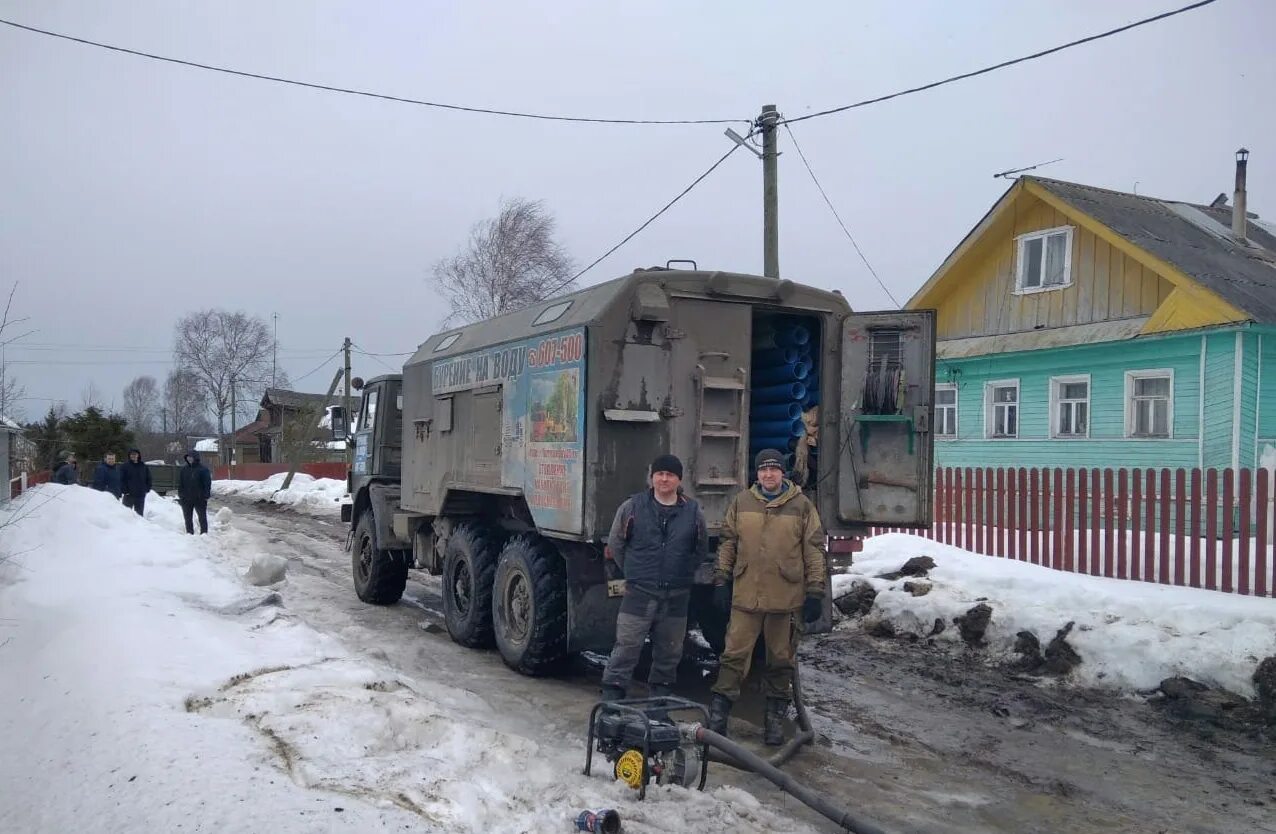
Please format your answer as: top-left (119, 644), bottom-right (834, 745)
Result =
top-left (782, 122), bottom-right (900, 308)
top-left (546, 142), bottom-right (743, 296)
top-left (352, 347), bottom-right (399, 374)
top-left (291, 348), bottom-right (343, 384)
top-left (782, 0), bottom-right (1218, 125)
top-left (0, 18), bottom-right (747, 127)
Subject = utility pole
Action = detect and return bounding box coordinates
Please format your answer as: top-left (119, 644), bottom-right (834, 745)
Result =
top-left (272, 313), bottom-right (279, 387)
top-left (342, 337), bottom-right (352, 466)
top-left (760, 104), bottom-right (780, 278)
top-left (228, 374), bottom-right (236, 477)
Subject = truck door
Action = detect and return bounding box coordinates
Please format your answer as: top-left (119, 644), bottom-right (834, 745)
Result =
top-left (669, 298), bottom-right (752, 530)
top-left (835, 310), bottom-right (936, 527)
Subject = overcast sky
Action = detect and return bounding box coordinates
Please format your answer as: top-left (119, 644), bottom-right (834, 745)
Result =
top-left (2, 0), bottom-right (1273, 419)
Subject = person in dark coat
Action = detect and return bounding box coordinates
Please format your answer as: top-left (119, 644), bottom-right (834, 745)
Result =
top-left (53, 452), bottom-right (78, 485)
top-left (598, 453), bottom-right (707, 701)
top-left (119, 448), bottom-right (152, 517)
top-left (91, 453), bottom-right (123, 499)
top-left (178, 450), bottom-right (212, 534)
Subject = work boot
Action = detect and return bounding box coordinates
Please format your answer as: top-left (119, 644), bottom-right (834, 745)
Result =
top-left (600, 684), bottom-right (626, 702)
top-left (764, 698), bottom-right (789, 746)
top-left (708, 694), bottom-right (732, 736)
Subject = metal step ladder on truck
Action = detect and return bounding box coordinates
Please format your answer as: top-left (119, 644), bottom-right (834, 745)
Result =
top-left (341, 267), bottom-right (935, 676)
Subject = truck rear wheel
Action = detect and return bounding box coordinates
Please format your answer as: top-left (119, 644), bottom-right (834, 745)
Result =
top-left (492, 534), bottom-right (568, 676)
top-left (352, 511), bottom-right (408, 604)
top-left (442, 521), bottom-right (502, 648)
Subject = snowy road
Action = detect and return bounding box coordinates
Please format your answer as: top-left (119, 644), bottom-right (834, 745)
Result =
top-left (218, 496), bottom-right (1276, 834)
top-left (6, 485), bottom-right (1270, 834)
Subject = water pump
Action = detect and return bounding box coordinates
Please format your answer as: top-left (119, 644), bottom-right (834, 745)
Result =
top-left (584, 696), bottom-right (710, 800)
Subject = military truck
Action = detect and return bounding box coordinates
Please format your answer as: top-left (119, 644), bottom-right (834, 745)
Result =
top-left (344, 267), bottom-right (935, 675)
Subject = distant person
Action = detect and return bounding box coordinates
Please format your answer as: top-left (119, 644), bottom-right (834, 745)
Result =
top-left (53, 452), bottom-right (78, 485)
top-left (91, 452), bottom-right (123, 499)
top-left (599, 454), bottom-right (707, 702)
top-left (120, 448), bottom-right (152, 517)
top-left (178, 450), bottom-right (212, 535)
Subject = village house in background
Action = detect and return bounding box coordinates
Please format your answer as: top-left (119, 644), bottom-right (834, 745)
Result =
top-left (1, 413), bottom-right (22, 488)
top-left (193, 387), bottom-right (350, 468)
top-left (908, 150), bottom-right (1276, 472)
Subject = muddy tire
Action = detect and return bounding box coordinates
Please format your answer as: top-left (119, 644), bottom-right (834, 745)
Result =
top-left (442, 521), bottom-right (503, 648)
top-left (492, 534), bottom-right (568, 676)
top-left (352, 511), bottom-right (407, 604)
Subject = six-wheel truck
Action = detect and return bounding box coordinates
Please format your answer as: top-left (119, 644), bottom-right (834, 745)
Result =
top-left (343, 267), bottom-right (935, 675)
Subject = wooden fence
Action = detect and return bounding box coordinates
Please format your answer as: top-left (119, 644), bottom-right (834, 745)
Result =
top-left (213, 462), bottom-right (348, 481)
top-left (869, 467), bottom-right (1275, 598)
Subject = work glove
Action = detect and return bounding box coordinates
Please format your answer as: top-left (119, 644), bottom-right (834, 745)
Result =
top-left (714, 583), bottom-right (732, 612)
top-left (802, 595), bottom-right (823, 624)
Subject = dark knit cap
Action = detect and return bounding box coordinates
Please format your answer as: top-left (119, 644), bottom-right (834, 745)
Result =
top-left (754, 448), bottom-right (786, 470)
top-left (650, 453), bottom-right (683, 479)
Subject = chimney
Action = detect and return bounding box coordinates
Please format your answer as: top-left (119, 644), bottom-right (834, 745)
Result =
top-left (1233, 147), bottom-right (1249, 242)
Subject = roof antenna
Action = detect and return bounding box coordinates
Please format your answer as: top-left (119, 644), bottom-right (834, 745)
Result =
top-left (993, 157), bottom-right (1064, 179)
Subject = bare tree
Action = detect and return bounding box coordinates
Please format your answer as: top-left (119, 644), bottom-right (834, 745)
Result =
top-left (173, 310), bottom-right (275, 434)
top-left (432, 198), bottom-right (575, 324)
top-left (0, 282), bottom-right (31, 419)
top-left (121, 375), bottom-right (161, 434)
top-left (79, 381), bottom-right (104, 411)
top-left (163, 368), bottom-right (212, 435)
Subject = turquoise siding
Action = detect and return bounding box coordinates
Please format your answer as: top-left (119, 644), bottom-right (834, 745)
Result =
top-left (1257, 328), bottom-right (1276, 463)
top-left (935, 332), bottom-right (1202, 469)
top-left (1201, 332), bottom-right (1236, 470)
top-left (1238, 332), bottom-right (1261, 468)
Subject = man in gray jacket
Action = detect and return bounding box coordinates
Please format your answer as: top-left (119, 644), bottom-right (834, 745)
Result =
top-left (600, 454), bottom-right (707, 701)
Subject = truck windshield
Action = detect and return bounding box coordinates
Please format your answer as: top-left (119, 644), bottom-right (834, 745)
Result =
top-left (362, 390), bottom-right (379, 431)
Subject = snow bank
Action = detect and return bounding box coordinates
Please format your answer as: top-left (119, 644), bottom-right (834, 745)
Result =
top-left (835, 534), bottom-right (1276, 697)
top-left (0, 486), bottom-right (814, 834)
top-left (213, 472), bottom-right (346, 516)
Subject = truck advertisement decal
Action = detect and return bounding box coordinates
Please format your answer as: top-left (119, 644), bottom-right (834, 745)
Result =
top-left (433, 329), bottom-right (587, 533)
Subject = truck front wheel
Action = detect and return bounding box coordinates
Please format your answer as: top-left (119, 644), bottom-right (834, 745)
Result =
top-left (352, 511), bottom-right (408, 604)
top-left (441, 521), bottom-right (502, 648)
top-left (492, 534), bottom-right (568, 676)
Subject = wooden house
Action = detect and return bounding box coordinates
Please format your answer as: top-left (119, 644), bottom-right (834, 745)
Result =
top-left (907, 151), bottom-right (1276, 471)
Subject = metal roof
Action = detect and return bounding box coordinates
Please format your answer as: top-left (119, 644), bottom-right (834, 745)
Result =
top-left (261, 388), bottom-right (336, 409)
top-left (407, 269), bottom-right (849, 366)
top-left (1029, 177), bottom-right (1276, 324)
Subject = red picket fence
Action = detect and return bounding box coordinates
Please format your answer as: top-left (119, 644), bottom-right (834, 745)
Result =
top-left (868, 467), bottom-right (1275, 598)
top-left (213, 462), bottom-right (348, 481)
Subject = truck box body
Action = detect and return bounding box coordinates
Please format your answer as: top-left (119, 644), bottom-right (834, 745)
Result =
top-left (399, 270), bottom-right (934, 542)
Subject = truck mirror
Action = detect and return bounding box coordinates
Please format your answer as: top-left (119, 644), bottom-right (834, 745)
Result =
top-left (330, 409), bottom-right (348, 440)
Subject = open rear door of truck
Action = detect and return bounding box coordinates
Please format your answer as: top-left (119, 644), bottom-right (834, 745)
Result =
top-left (835, 310), bottom-right (936, 528)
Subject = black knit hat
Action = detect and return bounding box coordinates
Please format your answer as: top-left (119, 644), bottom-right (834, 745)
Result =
top-left (650, 453), bottom-right (684, 479)
top-left (754, 448), bottom-right (786, 470)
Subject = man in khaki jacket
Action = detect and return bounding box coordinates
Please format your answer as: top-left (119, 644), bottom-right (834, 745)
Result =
top-left (709, 448), bottom-right (825, 745)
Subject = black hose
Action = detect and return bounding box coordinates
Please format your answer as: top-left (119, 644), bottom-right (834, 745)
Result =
top-left (693, 726), bottom-right (891, 834)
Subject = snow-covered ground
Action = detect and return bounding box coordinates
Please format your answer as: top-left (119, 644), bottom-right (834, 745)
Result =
top-left (212, 472), bottom-right (346, 517)
top-left (0, 486), bottom-right (815, 834)
top-left (835, 534), bottom-right (1276, 697)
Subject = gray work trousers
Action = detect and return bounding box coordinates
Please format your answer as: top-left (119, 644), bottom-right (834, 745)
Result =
top-left (601, 583), bottom-right (690, 689)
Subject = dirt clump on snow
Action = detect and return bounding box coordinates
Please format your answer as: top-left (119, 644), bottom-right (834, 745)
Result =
top-left (954, 602), bottom-right (992, 646)
top-left (833, 580), bottom-right (877, 617)
top-left (1253, 656), bottom-right (1276, 725)
top-left (878, 555), bottom-right (936, 581)
top-left (903, 580), bottom-right (932, 597)
top-left (1042, 622), bottom-right (1082, 676)
top-left (1154, 677), bottom-right (1259, 729)
top-left (1013, 631), bottom-right (1043, 669)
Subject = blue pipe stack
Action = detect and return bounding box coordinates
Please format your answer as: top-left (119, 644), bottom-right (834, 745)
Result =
top-left (751, 320), bottom-right (816, 474)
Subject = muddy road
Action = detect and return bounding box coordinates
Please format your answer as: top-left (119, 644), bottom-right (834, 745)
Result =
top-left (217, 497), bottom-right (1275, 834)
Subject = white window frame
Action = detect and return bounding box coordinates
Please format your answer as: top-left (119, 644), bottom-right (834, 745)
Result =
top-left (1049, 374), bottom-right (1091, 439)
top-left (1124, 369), bottom-right (1174, 439)
top-left (934, 383), bottom-right (958, 439)
top-left (984, 379), bottom-right (1020, 439)
top-left (1014, 225), bottom-right (1074, 294)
